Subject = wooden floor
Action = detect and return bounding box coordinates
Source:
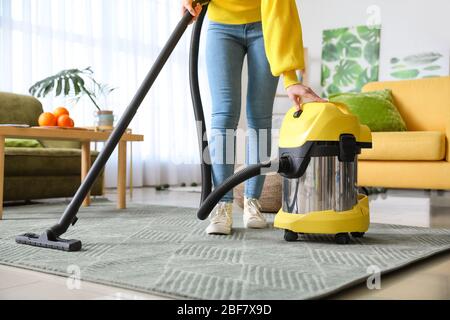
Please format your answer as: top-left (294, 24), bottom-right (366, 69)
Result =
top-left (0, 188), bottom-right (449, 300)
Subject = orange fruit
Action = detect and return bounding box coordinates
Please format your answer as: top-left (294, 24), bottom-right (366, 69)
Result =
top-left (57, 115), bottom-right (75, 128)
top-left (53, 107), bottom-right (70, 119)
top-left (38, 112), bottom-right (57, 127)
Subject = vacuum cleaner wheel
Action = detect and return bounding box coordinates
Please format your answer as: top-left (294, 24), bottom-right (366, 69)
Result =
top-left (335, 233), bottom-right (351, 245)
top-left (284, 230), bottom-right (299, 242)
top-left (351, 232), bottom-right (365, 238)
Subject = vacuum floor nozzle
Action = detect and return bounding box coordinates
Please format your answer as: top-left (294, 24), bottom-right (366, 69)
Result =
top-left (15, 232), bottom-right (82, 252)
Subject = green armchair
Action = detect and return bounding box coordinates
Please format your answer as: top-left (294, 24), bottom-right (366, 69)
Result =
top-left (0, 92), bottom-right (104, 202)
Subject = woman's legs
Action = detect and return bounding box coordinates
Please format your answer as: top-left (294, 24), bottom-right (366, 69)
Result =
top-left (206, 23), bottom-right (246, 203)
top-left (244, 23), bottom-right (279, 200)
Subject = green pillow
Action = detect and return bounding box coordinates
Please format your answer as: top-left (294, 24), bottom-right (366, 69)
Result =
top-left (40, 140), bottom-right (81, 149)
top-left (329, 89), bottom-right (407, 132)
top-left (5, 139), bottom-right (43, 148)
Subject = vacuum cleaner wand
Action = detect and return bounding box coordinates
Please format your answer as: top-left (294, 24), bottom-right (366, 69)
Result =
top-left (16, 2), bottom-right (210, 252)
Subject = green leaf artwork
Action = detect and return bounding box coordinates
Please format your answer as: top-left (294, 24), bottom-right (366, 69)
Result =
top-left (423, 66), bottom-right (441, 71)
top-left (326, 84), bottom-right (341, 97)
top-left (404, 53), bottom-right (443, 66)
top-left (364, 42), bottom-right (380, 64)
top-left (392, 64), bottom-right (407, 70)
top-left (388, 51), bottom-right (448, 80)
top-left (336, 33), bottom-right (362, 58)
top-left (355, 66), bottom-right (379, 92)
top-left (357, 26), bottom-right (381, 42)
top-left (321, 25), bottom-right (381, 97)
top-left (321, 65), bottom-right (331, 87)
top-left (323, 28), bottom-right (349, 44)
top-left (390, 69), bottom-right (420, 80)
top-left (333, 60), bottom-right (363, 87)
top-left (322, 43), bottom-right (339, 62)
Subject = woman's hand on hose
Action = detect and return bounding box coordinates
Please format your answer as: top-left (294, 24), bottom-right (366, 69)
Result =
top-left (182, 0), bottom-right (203, 24)
top-left (286, 75), bottom-right (327, 111)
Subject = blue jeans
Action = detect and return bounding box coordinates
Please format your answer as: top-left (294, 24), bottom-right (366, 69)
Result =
top-left (206, 21), bottom-right (279, 203)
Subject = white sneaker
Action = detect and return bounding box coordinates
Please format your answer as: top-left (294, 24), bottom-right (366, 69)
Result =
top-left (244, 198), bottom-right (268, 229)
top-left (206, 202), bottom-right (233, 235)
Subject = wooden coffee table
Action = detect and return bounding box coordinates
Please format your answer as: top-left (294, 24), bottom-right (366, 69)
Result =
top-left (0, 126), bottom-right (144, 220)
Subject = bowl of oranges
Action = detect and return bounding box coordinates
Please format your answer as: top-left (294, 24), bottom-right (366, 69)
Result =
top-left (38, 107), bottom-right (77, 129)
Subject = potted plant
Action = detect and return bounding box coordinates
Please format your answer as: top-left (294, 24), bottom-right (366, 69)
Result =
top-left (29, 67), bottom-right (117, 130)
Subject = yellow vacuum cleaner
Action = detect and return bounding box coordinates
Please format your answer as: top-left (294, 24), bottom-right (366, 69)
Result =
top-left (197, 102), bottom-right (372, 245)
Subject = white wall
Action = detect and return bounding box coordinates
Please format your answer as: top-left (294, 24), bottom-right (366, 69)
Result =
top-left (296, 0), bottom-right (450, 94)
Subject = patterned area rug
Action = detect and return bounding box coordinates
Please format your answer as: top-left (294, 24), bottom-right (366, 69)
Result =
top-left (1, 201), bottom-right (450, 300)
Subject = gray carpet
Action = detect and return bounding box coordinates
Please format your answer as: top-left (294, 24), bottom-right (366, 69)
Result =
top-left (1, 201), bottom-right (450, 300)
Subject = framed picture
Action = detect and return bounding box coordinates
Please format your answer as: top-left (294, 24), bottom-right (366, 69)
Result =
top-left (382, 51), bottom-right (450, 81)
top-left (320, 25), bottom-right (381, 97)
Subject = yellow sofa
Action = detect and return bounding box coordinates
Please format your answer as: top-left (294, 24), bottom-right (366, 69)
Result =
top-left (358, 77), bottom-right (450, 190)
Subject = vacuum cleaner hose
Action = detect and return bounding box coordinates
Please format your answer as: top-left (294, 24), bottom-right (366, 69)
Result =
top-left (189, 4), bottom-right (212, 205)
top-left (197, 159), bottom-right (291, 220)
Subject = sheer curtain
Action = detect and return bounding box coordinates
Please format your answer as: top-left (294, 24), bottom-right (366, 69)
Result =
top-left (0, 0), bottom-right (209, 187)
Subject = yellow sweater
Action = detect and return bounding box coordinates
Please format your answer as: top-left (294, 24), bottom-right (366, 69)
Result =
top-left (208, 0), bottom-right (305, 88)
